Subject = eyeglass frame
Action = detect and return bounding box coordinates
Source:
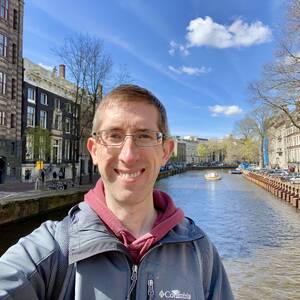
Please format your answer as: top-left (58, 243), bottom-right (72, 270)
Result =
top-left (92, 129), bottom-right (167, 147)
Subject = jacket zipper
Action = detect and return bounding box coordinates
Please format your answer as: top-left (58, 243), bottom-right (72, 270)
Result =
top-left (126, 264), bottom-right (138, 300)
top-left (147, 279), bottom-right (154, 299)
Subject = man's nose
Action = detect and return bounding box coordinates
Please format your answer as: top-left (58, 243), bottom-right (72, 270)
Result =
top-left (119, 136), bottom-right (140, 163)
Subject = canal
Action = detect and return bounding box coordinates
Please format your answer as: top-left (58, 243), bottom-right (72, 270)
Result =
top-left (1, 170), bottom-right (300, 299)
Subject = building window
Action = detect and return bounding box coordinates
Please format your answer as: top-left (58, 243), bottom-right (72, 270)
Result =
top-left (0, 34), bottom-right (7, 57)
top-left (13, 9), bottom-right (18, 30)
top-left (0, 71), bottom-right (6, 94)
top-left (11, 78), bottom-right (15, 99)
top-left (10, 113), bottom-right (15, 128)
top-left (0, 0), bottom-right (8, 20)
top-left (54, 98), bottom-right (61, 110)
top-left (40, 92), bottom-right (48, 105)
top-left (53, 112), bottom-right (62, 130)
top-left (64, 139), bottom-right (70, 160)
top-left (65, 102), bottom-right (72, 113)
top-left (25, 134), bottom-right (34, 160)
top-left (52, 139), bottom-right (62, 163)
top-left (12, 43), bottom-right (16, 64)
top-left (40, 110), bottom-right (47, 129)
top-left (28, 87), bottom-right (36, 103)
top-left (65, 118), bottom-right (71, 133)
top-left (27, 106), bottom-right (35, 127)
top-left (0, 111), bottom-right (5, 125)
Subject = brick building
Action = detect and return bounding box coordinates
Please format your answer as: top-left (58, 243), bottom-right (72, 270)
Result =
top-left (0, 0), bottom-right (23, 183)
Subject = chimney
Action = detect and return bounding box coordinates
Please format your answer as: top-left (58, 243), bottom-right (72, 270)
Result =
top-left (59, 64), bottom-right (65, 79)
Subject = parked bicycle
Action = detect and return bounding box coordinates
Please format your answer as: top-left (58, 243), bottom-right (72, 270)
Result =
top-left (47, 180), bottom-right (68, 191)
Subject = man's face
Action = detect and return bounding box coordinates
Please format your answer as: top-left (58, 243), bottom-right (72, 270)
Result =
top-left (87, 101), bottom-right (174, 206)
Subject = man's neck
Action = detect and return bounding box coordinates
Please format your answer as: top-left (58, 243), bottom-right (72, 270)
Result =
top-left (106, 197), bottom-right (157, 239)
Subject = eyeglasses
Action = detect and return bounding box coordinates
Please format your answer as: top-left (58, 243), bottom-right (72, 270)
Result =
top-left (92, 130), bottom-right (165, 147)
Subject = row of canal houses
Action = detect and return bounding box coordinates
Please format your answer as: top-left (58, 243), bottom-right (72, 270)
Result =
top-left (0, 0), bottom-right (102, 184)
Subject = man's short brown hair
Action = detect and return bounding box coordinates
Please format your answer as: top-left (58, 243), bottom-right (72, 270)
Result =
top-left (92, 84), bottom-right (170, 136)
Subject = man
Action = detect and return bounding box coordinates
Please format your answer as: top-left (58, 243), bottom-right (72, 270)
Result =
top-left (0, 85), bottom-right (234, 299)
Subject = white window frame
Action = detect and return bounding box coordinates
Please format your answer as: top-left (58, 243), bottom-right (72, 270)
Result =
top-left (64, 139), bottom-right (70, 160)
top-left (28, 87), bottom-right (36, 103)
top-left (40, 110), bottom-right (47, 129)
top-left (65, 118), bottom-right (71, 133)
top-left (0, 0), bottom-right (8, 20)
top-left (25, 134), bottom-right (34, 160)
top-left (27, 106), bottom-right (35, 127)
top-left (0, 71), bottom-right (6, 94)
top-left (40, 92), bottom-right (48, 105)
top-left (54, 98), bottom-right (61, 110)
top-left (0, 34), bottom-right (7, 57)
top-left (53, 111), bottom-right (62, 131)
top-left (52, 138), bottom-right (62, 163)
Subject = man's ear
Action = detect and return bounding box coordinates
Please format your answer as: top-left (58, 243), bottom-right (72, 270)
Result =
top-left (87, 137), bottom-right (98, 165)
top-left (162, 138), bottom-right (174, 165)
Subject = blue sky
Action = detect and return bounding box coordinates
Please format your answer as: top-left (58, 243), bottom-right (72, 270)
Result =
top-left (24, 0), bottom-right (285, 138)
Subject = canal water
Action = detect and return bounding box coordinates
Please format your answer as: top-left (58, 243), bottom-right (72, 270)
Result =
top-left (155, 170), bottom-right (300, 300)
top-left (1, 170), bottom-right (300, 299)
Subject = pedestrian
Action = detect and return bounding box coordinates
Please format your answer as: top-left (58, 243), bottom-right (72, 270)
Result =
top-left (0, 85), bottom-right (234, 299)
top-left (40, 169), bottom-right (45, 185)
top-left (52, 170), bottom-right (57, 180)
top-left (58, 168), bottom-right (64, 180)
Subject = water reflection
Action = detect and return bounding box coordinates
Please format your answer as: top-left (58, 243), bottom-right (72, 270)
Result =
top-left (155, 170), bottom-right (300, 300)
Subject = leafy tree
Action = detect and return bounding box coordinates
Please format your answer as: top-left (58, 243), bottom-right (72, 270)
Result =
top-left (25, 127), bottom-right (51, 162)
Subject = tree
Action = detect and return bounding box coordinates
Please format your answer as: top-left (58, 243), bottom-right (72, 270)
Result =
top-left (249, 0), bottom-right (300, 130)
top-left (25, 127), bottom-right (51, 162)
top-left (54, 34), bottom-right (132, 184)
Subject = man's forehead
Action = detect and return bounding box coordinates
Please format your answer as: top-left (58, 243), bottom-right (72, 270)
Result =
top-left (99, 101), bottom-right (159, 129)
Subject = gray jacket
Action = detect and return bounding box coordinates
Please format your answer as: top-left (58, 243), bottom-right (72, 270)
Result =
top-left (0, 202), bottom-right (234, 300)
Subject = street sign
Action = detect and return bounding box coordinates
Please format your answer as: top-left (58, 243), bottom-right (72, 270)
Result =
top-left (35, 160), bottom-right (44, 170)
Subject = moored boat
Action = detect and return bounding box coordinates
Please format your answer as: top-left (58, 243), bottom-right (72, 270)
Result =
top-left (229, 169), bottom-right (242, 174)
top-left (204, 172), bottom-right (221, 180)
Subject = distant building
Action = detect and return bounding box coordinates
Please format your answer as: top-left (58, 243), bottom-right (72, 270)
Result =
top-left (22, 58), bottom-right (94, 182)
top-left (0, 0), bottom-right (23, 183)
top-left (173, 136), bottom-right (208, 164)
top-left (268, 114), bottom-right (300, 170)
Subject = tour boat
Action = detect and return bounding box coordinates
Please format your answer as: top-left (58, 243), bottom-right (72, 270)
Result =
top-left (204, 172), bottom-right (221, 181)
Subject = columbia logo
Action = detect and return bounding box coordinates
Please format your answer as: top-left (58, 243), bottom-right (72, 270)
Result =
top-left (159, 289), bottom-right (191, 299)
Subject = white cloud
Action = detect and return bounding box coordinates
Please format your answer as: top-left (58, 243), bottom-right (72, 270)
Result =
top-left (168, 65), bottom-right (211, 75)
top-left (168, 40), bottom-right (189, 56)
top-left (209, 105), bottom-right (243, 116)
top-left (38, 63), bottom-right (54, 71)
top-left (186, 16), bottom-right (272, 48)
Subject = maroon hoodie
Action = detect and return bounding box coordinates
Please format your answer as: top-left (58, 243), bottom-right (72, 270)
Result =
top-left (84, 179), bottom-right (184, 264)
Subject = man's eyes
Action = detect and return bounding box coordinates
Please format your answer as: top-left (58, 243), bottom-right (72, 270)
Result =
top-left (136, 133), bottom-right (154, 139)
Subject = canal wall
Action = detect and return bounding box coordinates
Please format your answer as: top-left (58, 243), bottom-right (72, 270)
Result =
top-left (243, 170), bottom-right (300, 210)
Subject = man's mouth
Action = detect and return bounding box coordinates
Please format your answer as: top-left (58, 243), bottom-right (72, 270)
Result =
top-left (114, 168), bottom-right (145, 179)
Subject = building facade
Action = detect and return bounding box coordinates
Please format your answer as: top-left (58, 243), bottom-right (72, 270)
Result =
top-left (0, 0), bottom-right (23, 183)
top-left (22, 58), bottom-right (93, 182)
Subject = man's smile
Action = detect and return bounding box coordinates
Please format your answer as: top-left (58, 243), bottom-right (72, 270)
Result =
top-left (114, 168), bottom-right (146, 180)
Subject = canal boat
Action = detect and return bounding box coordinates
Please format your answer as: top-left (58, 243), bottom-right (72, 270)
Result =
top-left (204, 172), bottom-right (221, 181)
top-left (229, 169), bottom-right (242, 174)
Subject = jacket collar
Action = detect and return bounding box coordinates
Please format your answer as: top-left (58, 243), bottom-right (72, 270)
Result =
top-left (68, 202), bottom-right (205, 264)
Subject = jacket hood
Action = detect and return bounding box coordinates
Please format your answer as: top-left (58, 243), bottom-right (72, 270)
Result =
top-left (68, 202), bottom-right (205, 264)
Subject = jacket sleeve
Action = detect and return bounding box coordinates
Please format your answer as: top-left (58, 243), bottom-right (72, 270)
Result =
top-left (194, 237), bottom-right (234, 300)
top-left (207, 244), bottom-right (234, 300)
top-left (0, 221), bottom-right (61, 300)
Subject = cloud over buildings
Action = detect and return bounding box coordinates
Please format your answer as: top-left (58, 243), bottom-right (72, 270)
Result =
top-left (186, 16), bottom-right (272, 48)
top-left (169, 16), bottom-right (272, 55)
top-left (209, 105), bottom-right (243, 116)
